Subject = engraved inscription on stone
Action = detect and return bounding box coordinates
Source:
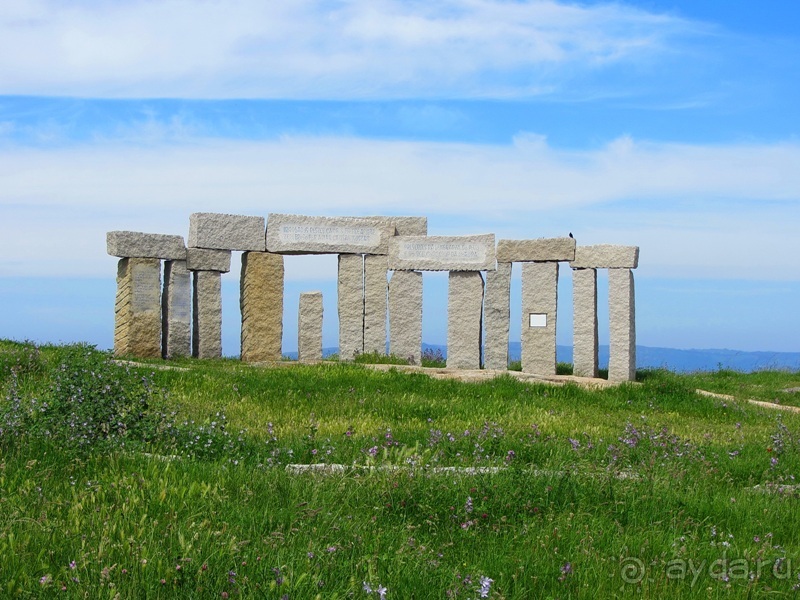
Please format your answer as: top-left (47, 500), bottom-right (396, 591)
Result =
top-left (171, 280), bottom-right (191, 321)
top-left (278, 224), bottom-right (381, 247)
top-left (398, 241), bottom-right (486, 263)
top-left (132, 265), bottom-right (160, 312)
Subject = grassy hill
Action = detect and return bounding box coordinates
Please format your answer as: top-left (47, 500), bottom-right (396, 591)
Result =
top-left (2, 339), bottom-right (800, 598)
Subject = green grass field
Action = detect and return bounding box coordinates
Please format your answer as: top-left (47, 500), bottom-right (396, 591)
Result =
top-left (2, 339), bottom-right (800, 598)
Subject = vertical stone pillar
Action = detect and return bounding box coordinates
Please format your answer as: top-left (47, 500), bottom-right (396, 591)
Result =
top-left (298, 292), bottom-right (323, 362)
top-left (484, 262), bottom-right (511, 370)
top-left (338, 254), bottom-right (364, 361)
top-left (388, 270), bottom-right (422, 365)
top-left (114, 257), bottom-right (162, 358)
top-left (192, 271), bottom-right (222, 359)
top-left (447, 271), bottom-right (484, 369)
top-left (363, 255), bottom-right (388, 355)
top-left (161, 260), bottom-right (192, 359)
top-left (240, 251), bottom-right (284, 362)
top-left (572, 268), bottom-right (598, 378)
top-left (609, 268), bottom-right (636, 382)
top-left (521, 262), bottom-right (559, 375)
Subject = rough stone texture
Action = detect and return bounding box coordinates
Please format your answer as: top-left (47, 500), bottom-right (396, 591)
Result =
top-left (298, 292), bottom-right (323, 362)
top-left (240, 252), bottom-right (284, 362)
top-left (338, 254), bottom-right (364, 361)
top-left (447, 272), bottom-right (484, 369)
top-left (114, 258), bottom-right (162, 357)
top-left (388, 234), bottom-right (496, 271)
top-left (388, 270), bottom-right (422, 365)
top-left (496, 237), bottom-right (575, 263)
top-left (107, 231), bottom-right (186, 260)
top-left (363, 216), bottom-right (428, 236)
top-left (188, 212), bottom-right (266, 251)
top-left (572, 268), bottom-right (598, 378)
top-left (363, 255), bottom-right (388, 354)
top-left (187, 248), bottom-right (232, 272)
top-left (484, 262), bottom-right (512, 370)
top-left (570, 245), bottom-right (639, 269)
top-left (192, 271), bottom-right (222, 359)
top-left (161, 260), bottom-right (191, 359)
top-left (267, 214), bottom-right (394, 255)
top-left (521, 262), bottom-right (559, 376)
top-left (608, 268), bottom-right (636, 382)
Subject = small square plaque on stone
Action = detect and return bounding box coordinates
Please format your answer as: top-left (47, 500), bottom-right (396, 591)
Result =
top-left (529, 313), bottom-right (547, 328)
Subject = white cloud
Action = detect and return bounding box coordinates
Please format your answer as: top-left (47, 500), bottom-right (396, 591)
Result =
top-left (0, 0), bottom-right (700, 98)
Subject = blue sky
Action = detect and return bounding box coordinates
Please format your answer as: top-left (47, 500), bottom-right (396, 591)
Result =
top-left (1, 0), bottom-right (799, 354)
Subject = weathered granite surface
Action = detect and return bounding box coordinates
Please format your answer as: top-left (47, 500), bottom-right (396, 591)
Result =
top-left (570, 245), bottom-right (639, 269)
top-left (484, 262), bottom-right (511, 370)
top-left (161, 260), bottom-right (191, 359)
top-left (388, 234), bottom-right (496, 271)
top-left (240, 252), bottom-right (284, 362)
top-left (107, 231), bottom-right (186, 260)
top-left (186, 248), bottom-right (232, 272)
top-left (572, 268), bottom-right (598, 378)
top-left (362, 216), bottom-right (427, 236)
top-left (188, 213), bottom-right (266, 251)
top-left (363, 254), bottom-right (388, 354)
top-left (192, 271), bottom-right (222, 359)
top-left (521, 262), bottom-right (558, 375)
top-left (496, 237), bottom-right (575, 263)
top-left (608, 268), bottom-right (636, 382)
top-left (447, 272), bottom-right (484, 369)
top-left (338, 254), bottom-right (364, 361)
top-left (388, 270), bottom-right (422, 365)
top-left (298, 292), bottom-right (323, 362)
top-left (114, 257), bottom-right (162, 358)
top-left (266, 214), bottom-right (394, 255)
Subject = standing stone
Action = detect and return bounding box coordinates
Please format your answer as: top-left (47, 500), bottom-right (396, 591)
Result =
top-left (338, 254), bottom-right (364, 361)
top-left (114, 257), bottom-right (162, 358)
top-left (609, 268), bottom-right (636, 382)
top-left (521, 262), bottom-right (559, 375)
top-left (389, 270), bottom-right (422, 365)
top-left (240, 252), bottom-right (284, 362)
top-left (447, 271), bottom-right (484, 369)
top-left (192, 271), bottom-right (222, 359)
top-left (363, 255), bottom-right (388, 354)
top-left (484, 262), bottom-right (511, 370)
top-left (572, 268), bottom-right (598, 378)
top-left (161, 260), bottom-right (191, 359)
top-left (298, 292), bottom-right (323, 362)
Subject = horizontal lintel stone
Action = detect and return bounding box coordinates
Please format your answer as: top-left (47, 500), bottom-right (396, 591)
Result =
top-left (266, 214), bottom-right (394, 255)
top-left (388, 234), bottom-right (496, 271)
top-left (570, 245), bottom-right (639, 269)
top-left (107, 231), bottom-right (186, 260)
top-left (363, 216), bottom-right (428, 236)
top-left (188, 212), bottom-right (266, 251)
top-left (187, 248), bottom-right (232, 272)
top-left (495, 237), bottom-right (575, 263)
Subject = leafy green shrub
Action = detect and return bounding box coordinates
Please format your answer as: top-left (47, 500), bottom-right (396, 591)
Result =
top-left (421, 348), bottom-right (446, 368)
top-left (556, 362), bottom-right (574, 375)
top-left (0, 340), bottom-right (43, 386)
top-left (508, 360), bottom-right (522, 371)
top-left (354, 351), bottom-right (410, 366)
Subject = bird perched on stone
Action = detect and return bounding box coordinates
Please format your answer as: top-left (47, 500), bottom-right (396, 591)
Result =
top-left (568, 232), bottom-right (574, 239)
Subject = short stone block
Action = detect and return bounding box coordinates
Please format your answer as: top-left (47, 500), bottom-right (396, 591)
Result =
top-left (363, 216), bottom-right (427, 236)
top-left (570, 245), bottom-right (639, 269)
top-left (192, 271), bottom-right (222, 359)
top-left (572, 268), bottom-right (598, 378)
top-left (298, 292), bottom-right (323, 362)
top-left (389, 270), bottom-right (422, 365)
top-left (363, 255), bottom-right (388, 354)
top-left (484, 262), bottom-right (512, 370)
top-left (388, 234), bottom-right (496, 271)
top-left (107, 231), bottom-right (186, 260)
top-left (608, 268), bottom-right (636, 382)
top-left (114, 257), bottom-right (162, 358)
top-left (240, 252), bottom-right (284, 362)
top-left (189, 212), bottom-right (266, 251)
top-left (447, 272), bottom-right (484, 369)
top-left (496, 237), bottom-right (575, 263)
top-left (161, 260), bottom-right (191, 359)
top-left (187, 248), bottom-right (232, 272)
top-left (267, 214), bottom-right (394, 255)
top-left (521, 262), bottom-right (559, 375)
top-left (338, 254), bottom-right (364, 361)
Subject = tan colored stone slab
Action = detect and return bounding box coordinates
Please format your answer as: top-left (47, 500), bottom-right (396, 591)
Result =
top-left (240, 252), bottom-right (284, 362)
top-left (266, 214), bottom-right (394, 255)
top-left (362, 216), bottom-right (428, 236)
top-left (107, 231), bottom-right (186, 260)
top-left (570, 245), bottom-right (639, 269)
top-left (114, 257), bottom-right (162, 358)
top-left (572, 268), bottom-right (598, 378)
top-left (609, 268), bottom-right (636, 382)
top-left (161, 260), bottom-right (191, 359)
top-left (187, 248), bottom-right (231, 272)
top-left (363, 255), bottom-right (388, 354)
top-left (192, 271), bottom-right (222, 359)
top-left (189, 212), bottom-right (266, 251)
top-left (298, 292), bottom-right (323, 362)
top-left (389, 270), bottom-right (422, 365)
top-left (388, 234), bottom-right (496, 271)
top-left (447, 271), bottom-right (484, 369)
top-left (521, 262), bottom-right (558, 375)
top-left (484, 262), bottom-right (511, 370)
top-left (496, 237), bottom-right (575, 263)
top-left (338, 254), bottom-right (364, 361)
